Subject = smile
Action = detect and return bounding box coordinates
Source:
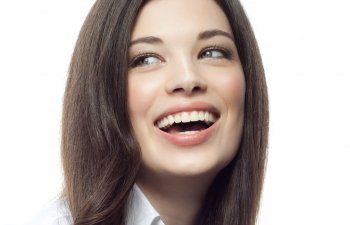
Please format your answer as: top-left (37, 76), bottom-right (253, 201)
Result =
top-left (156, 111), bottom-right (218, 134)
top-left (153, 102), bottom-right (221, 146)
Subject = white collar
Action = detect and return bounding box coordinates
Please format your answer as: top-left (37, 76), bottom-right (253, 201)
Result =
top-left (126, 184), bottom-right (165, 225)
top-left (26, 185), bottom-right (164, 225)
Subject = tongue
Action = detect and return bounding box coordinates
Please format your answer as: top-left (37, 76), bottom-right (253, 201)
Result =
top-left (167, 123), bottom-right (208, 134)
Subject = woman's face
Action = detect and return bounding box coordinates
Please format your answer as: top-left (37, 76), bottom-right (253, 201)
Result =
top-left (128, 0), bottom-right (245, 179)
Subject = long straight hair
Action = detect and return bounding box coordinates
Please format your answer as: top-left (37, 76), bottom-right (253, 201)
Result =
top-left (61, 0), bottom-right (269, 225)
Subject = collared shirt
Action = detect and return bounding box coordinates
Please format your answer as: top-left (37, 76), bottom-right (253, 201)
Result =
top-left (24, 185), bottom-right (164, 225)
top-left (127, 185), bottom-right (165, 225)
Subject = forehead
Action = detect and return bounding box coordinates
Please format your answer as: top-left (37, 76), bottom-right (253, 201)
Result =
top-left (131, 0), bottom-right (232, 39)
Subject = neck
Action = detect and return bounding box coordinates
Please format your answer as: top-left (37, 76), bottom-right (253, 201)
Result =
top-left (136, 170), bottom-right (216, 225)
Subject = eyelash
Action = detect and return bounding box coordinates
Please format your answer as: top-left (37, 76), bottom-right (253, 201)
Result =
top-left (199, 45), bottom-right (234, 60)
top-left (129, 52), bottom-right (162, 68)
top-left (128, 45), bottom-right (234, 68)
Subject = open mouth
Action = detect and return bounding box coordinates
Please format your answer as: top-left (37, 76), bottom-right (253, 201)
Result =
top-left (155, 111), bottom-right (220, 135)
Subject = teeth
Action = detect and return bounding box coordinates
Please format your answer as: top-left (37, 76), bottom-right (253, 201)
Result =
top-left (190, 111), bottom-right (198, 121)
top-left (156, 111), bottom-right (218, 129)
top-left (181, 112), bottom-right (190, 123)
top-left (174, 114), bottom-right (181, 123)
top-left (204, 111), bottom-right (209, 122)
top-left (179, 131), bottom-right (199, 135)
top-left (198, 111), bottom-right (204, 120)
top-left (168, 115), bottom-right (175, 126)
top-left (209, 113), bottom-right (215, 123)
top-left (163, 117), bottom-right (168, 128)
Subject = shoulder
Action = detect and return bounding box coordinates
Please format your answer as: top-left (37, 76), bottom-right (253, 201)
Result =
top-left (23, 198), bottom-right (72, 225)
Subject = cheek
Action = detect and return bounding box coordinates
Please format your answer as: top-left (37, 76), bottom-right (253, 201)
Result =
top-left (128, 81), bottom-right (143, 116)
top-left (226, 76), bottom-right (245, 107)
top-left (221, 77), bottom-right (245, 105)
top-left (128, 74), bottom-right (163, 119)
top-left (216, 69), bottom-right (245, 165)
top-left (207, 67), bottom-right (246, 107)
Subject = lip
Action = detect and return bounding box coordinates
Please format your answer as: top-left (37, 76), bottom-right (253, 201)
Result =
top-left (153, 101), bottom-right (221, 146)
top-left (155, 119), bottom-right (219, 146)
top-left (154, 101), bottom-right (220, 124)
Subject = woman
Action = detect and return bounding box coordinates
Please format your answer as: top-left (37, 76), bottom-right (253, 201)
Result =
top-left (28, 0), bottom-right (268, 224)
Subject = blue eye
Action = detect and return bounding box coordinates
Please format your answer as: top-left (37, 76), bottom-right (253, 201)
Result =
top-left (129, 54), bottom-right (162, 68)
top-left (199, 47), bottom-right (233, 60)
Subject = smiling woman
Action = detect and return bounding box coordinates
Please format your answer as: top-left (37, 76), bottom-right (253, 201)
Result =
top-left (128, 1), bottom-right (245, 184)
top-left (27, 0), bottom-right (268, 225)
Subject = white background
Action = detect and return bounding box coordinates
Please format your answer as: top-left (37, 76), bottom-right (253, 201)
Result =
top-left (0, 1), bottom-right (349, 225)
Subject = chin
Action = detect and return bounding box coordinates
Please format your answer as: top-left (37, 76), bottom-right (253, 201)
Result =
top-left (154, 154), bottom-right (232, 179)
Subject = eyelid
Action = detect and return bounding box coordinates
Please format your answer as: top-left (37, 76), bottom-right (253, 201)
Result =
top-left (199, 45), bottom-right (234, 60)
top-left (128, 52), bottom-right (164, 68)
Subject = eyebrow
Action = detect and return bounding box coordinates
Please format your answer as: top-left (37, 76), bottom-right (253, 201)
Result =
top-left (197, 29), bottom-right (234, 42)
top-left (129, 29), bottom-right (234, 47)
top-left (129, 36), bottom-right (163, 46)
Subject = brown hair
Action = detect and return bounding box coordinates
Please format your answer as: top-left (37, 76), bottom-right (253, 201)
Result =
top-left (61, 0), bottom-right (268, 225)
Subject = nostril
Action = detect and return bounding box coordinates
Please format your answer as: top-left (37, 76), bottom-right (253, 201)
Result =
top-left (192, 86), bottom-right (204, 93)
top-left (173, 87), bottom-right (185, 93)
top-left (170, 84), bottom-right (206, 95)
top-left (166, 76), bottom-right (207, 95)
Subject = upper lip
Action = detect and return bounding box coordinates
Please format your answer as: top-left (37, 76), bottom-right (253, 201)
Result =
top-left (153, 101), bottom-right (221, 125)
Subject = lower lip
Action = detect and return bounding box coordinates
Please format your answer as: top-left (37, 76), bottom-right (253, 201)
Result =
top-left (155, 120), bottom-right (219, 146)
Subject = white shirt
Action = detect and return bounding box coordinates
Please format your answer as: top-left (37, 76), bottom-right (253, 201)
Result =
top-left (24, 185), bottom-right (165, 225)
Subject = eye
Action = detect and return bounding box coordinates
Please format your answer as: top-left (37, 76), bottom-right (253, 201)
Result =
top-left (129, 53), bottom-right (162, 68)
top-left (199, 47), bottom-right (233, 60)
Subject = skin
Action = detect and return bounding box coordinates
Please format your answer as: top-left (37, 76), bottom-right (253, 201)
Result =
top-left (127, 0), bottom-right (245, 224)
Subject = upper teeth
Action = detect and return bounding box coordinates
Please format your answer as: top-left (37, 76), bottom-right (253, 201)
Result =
top-left (156, 111), bottom-right (217, 129)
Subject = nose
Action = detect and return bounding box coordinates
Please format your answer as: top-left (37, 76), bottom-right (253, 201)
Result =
top-left (165, 60), bottom-right (207, 96)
